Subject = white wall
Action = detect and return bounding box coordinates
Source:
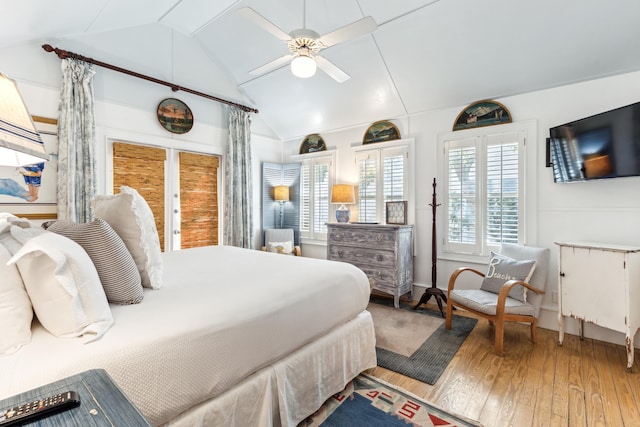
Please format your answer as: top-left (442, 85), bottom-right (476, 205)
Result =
top-left (284, 70), bottom-right (640, 348)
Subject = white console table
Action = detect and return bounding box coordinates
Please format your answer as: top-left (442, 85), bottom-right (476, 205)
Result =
top-left (556, 241), bottom-right (640, 371)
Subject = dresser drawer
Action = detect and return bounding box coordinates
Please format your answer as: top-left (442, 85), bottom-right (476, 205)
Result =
top-left (328, 227), bottom-right (396, 249)
top-left (328, 245), bottom-right (395, 268)
top-left (359, 265), bottom-right (398, 285)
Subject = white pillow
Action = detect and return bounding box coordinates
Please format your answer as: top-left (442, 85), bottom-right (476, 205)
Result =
top-left (0, 243), bottom-right (32, 356)
top-left (92, 186), bottom-right (163, 289)
top-left (8, 229), bottom-right (113, 343)
top-left (268, 240), bottom-right (294, 255)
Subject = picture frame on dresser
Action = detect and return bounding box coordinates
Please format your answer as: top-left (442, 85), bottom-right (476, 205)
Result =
top-left (386, 201), bottom-right (407, 225)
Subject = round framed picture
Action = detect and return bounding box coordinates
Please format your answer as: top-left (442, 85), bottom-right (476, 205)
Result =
top-left (157, 98), bottom-right (194, 134)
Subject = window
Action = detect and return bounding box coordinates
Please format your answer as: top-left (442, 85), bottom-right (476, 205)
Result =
top-left (443, 129), bottom-right (525, 256)
top-left (299, 154), bottom-right (334, 240)
top-left (354, 144), bottom-right (409, 224)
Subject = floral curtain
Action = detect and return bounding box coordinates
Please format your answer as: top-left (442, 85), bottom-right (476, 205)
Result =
top-left (224, 107), bottom-right (253, 248)
top-left (57, 58), bottom-right (96, 222)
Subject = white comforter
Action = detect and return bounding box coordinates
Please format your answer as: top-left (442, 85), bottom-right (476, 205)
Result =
top-left (0, 246), bottom-right (372, 425)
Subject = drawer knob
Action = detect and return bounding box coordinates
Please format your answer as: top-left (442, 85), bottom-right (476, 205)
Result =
top-left (376, 235), bottom-right (383, 241)
top-left (337, 250), bottom-right (344, 258)
top-left (376, 255), bottom-right (383, 262)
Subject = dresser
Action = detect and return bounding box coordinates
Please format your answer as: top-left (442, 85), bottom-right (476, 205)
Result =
top-left (327, 223), bottom-right (413, 308)
top-left (556, 241), bottom-right (640, 371)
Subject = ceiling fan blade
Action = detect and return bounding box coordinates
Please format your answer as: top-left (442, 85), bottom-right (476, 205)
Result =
top-left (238, 7), bottom-right (291, 41)
top-left (315, 55), bottom-right (350, 83)
top-left (249, 54), bottom-right (293, 76)
top-left (319, 16), bottom-right (377, 48)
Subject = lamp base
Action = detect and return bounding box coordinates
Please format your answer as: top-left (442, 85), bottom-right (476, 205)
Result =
top-left (335, 207), bottom-right (350, 223)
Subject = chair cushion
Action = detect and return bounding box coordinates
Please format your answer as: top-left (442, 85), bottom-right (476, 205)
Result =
top-left (480, 251), bottom-right (536, 302)
top-left (450, 289), bottom-right (535, 317)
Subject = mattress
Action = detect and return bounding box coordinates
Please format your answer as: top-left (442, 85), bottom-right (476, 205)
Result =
top-left (0, 245), bottom-right (373, 425)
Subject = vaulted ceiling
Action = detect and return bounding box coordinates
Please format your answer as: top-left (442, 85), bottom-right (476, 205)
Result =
top-left (3, 0), bottom-right (640, 140)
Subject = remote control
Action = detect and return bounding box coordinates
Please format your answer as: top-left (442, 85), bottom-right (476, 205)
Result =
top-left (0, 391), bottom-right (80, 426)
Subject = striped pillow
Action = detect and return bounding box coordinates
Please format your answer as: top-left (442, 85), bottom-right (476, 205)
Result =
top-left (44, 219), bottom-right (144, 305)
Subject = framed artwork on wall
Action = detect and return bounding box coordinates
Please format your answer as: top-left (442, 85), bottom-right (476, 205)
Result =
top-left (299, 134), bottom-right (327, 154)
top-left (363, 120), bottom-right (400, 144)
top-left (157, 98), bottom-right (194, 134)
top-left (386, 201), bottom-right (407, 225)
top-left (0, 116), bottom-right (57, 206)
top-left (452, 100), bottom-right (512, 131)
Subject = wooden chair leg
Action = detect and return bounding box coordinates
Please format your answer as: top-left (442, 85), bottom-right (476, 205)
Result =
top-left (530, 319), bottom-right (538, 343)
top-left (445, 299), bottom-right (453, 330)
top-left (494, 320), bottom-right (505, 357)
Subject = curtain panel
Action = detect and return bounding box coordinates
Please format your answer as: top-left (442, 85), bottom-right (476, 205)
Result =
top-left (224, 107), bottom-right (253, 248)
top-left (57, 58), bottom-right (97, 222)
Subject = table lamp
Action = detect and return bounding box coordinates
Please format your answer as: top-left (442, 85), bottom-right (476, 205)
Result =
top-left (274, 185), bottom-right (289, 228)
top-left (0, 73), bottom-right (49, 166)
top-left (331, 184), bottom-right (355, 223)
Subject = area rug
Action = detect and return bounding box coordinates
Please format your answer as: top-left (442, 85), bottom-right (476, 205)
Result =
top-left (369, 297), bottom-right (477, 385)
top-left (299, 373), bottom-right (482, 426)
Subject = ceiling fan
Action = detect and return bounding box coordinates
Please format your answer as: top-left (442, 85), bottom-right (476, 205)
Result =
top-left (238, 5), bottom-right (377, 83)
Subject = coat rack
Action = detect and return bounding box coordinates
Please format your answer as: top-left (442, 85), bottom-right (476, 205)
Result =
top-left (414, 178), bottom-right (450, 317)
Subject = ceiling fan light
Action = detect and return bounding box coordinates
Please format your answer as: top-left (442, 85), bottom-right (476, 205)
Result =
top-left (291, 55), bottom-right (316, 78)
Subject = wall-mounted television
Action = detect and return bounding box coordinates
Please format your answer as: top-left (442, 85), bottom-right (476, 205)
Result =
top-left (549, 101), bottom-right (640, 183)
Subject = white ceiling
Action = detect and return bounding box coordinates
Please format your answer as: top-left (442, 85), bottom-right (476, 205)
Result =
top-left (3, 0), bottom-right (640, 140)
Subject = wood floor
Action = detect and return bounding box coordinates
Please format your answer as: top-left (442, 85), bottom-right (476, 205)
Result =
top-left (365, 302), bottom-right (640, 427)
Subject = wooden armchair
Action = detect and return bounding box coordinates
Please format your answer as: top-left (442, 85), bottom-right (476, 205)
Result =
top-left (445, 244), bottom-right (550, 356)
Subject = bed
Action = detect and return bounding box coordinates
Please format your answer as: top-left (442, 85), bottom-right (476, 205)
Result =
top-left (0, 222), bottom-right (376, 426)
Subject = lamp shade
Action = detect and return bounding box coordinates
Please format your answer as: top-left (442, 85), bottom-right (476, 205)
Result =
top-left (274, 185), bottom-right (290, 202)
top-left (331, 184), bottom-right (355, 204)
top-left (291, 55), bottom-right (317, 79)
top-left (0, 73), bottom-right (49, 166)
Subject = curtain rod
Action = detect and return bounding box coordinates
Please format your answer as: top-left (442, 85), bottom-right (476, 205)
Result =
top-left (42, 44), bottom-right (259, 114)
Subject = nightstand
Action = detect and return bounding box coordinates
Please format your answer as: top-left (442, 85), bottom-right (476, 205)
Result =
top-left (0, 369), bottom-right (151, 426)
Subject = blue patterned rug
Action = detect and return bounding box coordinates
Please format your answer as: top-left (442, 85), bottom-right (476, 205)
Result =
top-left (300, 373), bottom-right (482, 426)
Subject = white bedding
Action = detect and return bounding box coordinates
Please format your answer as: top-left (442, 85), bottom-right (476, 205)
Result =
top-left (0, 245), bottom-right (374, 426)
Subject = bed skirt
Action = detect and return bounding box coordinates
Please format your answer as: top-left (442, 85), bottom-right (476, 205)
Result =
top-left (163, 310), bottom-right (376, 427)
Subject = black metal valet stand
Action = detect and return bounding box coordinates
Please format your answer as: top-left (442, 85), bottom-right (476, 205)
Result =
top-left (414, 178), bottom-right (450, 317)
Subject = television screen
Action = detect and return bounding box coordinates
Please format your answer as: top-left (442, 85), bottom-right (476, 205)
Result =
top-left (549, 101), bottom-right (640, 183)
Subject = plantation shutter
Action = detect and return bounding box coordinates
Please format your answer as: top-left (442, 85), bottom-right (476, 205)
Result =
top-left (444, 129), bottom-right (525, 255)
top-left (355, 145), bottom-right (408, 224)
top-left (382, 147), bottom-right (406, 205)
top-left (299, 156), bottom-right (332, 240)
top-left (300, 164), bottom-right (310, 233)
top-left (179, 152), bottom-right (220, 249)
top-left (313, 160), bottom-right (329, 234)
top-left (112, 142), bottom-right (166, 250)
top-left (446, 139), bottom-right (477, 252)
top-left (486, 137), bottom-right (519, 245)
top-left (357, 152), bottom-right (377, 223)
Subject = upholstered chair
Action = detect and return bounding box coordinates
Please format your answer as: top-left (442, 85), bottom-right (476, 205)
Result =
top-left (261, 228), bottom-right (301, 256)
top-left (445, 244), bottom-right (550, 356)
